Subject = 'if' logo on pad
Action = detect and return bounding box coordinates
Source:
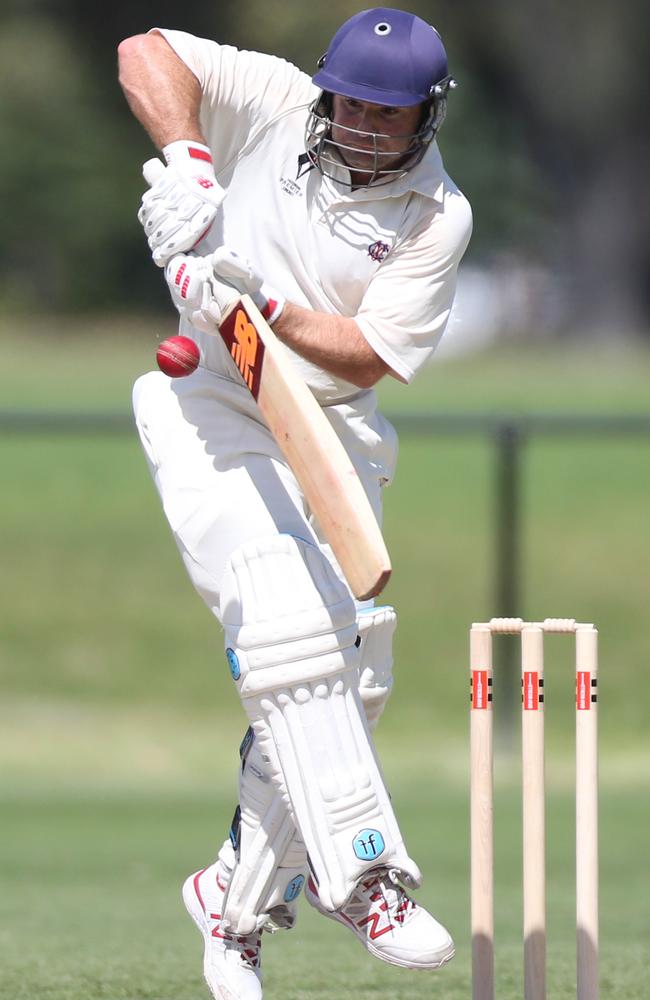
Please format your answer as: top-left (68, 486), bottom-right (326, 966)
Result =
top-left (352, 829), bottom-right (386, 861)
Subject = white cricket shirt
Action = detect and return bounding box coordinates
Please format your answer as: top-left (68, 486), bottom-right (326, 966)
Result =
top-left (154, 29), bottom-right (472, 404)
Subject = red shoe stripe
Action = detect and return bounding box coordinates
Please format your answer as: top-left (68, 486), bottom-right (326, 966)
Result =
top-left (193, 869), bottom-right (207, 913)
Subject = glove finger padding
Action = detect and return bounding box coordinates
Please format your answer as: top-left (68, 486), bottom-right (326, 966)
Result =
top-left (140, 172), bottom-right (218, 263)
top-left (211, 247), bottom-right (263, 290)
top-left (138, 142), bottom-right (225, 266)
top-left (165, 253), bottom-right (244, 332)
top-left (211, 248), bottom-right (285, 324)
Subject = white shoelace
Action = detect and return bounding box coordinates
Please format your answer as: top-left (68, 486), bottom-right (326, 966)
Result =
top-left (212, 922), bottom-right (262, 970)
top-left (344, 869), bottom-right (417, 925)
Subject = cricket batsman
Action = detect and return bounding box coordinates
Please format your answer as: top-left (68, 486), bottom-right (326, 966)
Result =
top-left (118, 8), bottom-right (472, 998)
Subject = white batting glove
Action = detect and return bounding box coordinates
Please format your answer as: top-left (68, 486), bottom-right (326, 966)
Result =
top-left (139, 141), bottom-right (225, 267)
top-left (211, 247), bottom-right (285, 324)
top-left (165, 249), bottom-right (286, 334)
top-left (165, 254), bottom-right (234, 334)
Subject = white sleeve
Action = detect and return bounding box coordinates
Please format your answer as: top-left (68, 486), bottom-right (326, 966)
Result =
top-left (151, 28), bottom-right (314, 168)
top-left (354, 189), bottom-right (473, 383)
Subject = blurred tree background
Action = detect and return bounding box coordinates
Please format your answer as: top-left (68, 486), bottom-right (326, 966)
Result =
top-left (1, 0), bottom-right (647, 336)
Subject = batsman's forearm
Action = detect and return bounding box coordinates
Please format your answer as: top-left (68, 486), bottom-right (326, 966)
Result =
top-left (117, 32), bottom-right (205, 148)
top-left (272, 303), bottom-right (391, 389)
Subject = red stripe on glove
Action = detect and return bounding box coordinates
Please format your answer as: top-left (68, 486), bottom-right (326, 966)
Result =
top-left (189, 147), bottom-right (212, 163)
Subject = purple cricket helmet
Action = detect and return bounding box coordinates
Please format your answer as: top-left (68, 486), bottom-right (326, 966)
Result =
top-left (312, 7), bottom-right (449, 107)
top-left (306, 8), bottom-right (457, 187)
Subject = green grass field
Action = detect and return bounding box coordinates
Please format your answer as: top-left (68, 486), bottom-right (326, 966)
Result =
top-left (2, 319), bottom-right (649, 998)
top-left (2, 784), bottom-right (648, 999)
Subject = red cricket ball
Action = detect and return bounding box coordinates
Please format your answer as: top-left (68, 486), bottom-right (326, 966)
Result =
top-left (156, 335), bottom-right (200, 377)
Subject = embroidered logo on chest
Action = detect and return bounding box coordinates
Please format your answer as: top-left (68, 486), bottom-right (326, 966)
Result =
top-left (368, 240), bottom-right (391, 262)
top-left (280, 177), bottom-right (303, 197)
top-left (279, 153), bottom-right (315, 198)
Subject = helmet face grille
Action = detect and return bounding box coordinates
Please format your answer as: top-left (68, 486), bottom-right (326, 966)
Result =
top-left (304, 75), bottom-right (456, 189)
top-left (304, 99), bottom-right (434, 189)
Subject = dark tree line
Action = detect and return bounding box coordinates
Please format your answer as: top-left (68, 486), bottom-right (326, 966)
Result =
top-left (1, 0), bottom-right (647, 334)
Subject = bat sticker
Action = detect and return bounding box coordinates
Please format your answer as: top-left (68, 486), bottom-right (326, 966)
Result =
top-left (219, 303), bottom-right (266, 399)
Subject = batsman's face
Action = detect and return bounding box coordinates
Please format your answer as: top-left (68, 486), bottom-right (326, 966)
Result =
top-left (330, 95), bottom-right (423, 173)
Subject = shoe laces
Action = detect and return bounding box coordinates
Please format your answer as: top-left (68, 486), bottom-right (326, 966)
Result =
top-left (211, 920), bottom-right (262, 969)
top-left (347, 868), bottom-right (417, 925)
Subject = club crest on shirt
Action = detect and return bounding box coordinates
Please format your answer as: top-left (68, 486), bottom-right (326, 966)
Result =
top-left (368, 240), bottom-right (391, 262)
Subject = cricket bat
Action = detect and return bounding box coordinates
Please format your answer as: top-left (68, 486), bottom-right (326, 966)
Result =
top-left (218, 295), bottom-right (391, 600)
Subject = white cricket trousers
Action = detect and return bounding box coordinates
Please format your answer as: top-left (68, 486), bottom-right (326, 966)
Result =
top-left (132, 368), bottom-right (397, 620)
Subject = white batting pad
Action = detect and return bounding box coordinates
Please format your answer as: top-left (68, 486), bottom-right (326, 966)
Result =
top-left (221, 728), bottom-right (308, 934)
top-left (222, 606), bottom-right (397, 931)
top-left (220, 535), bottom-right (421, 911)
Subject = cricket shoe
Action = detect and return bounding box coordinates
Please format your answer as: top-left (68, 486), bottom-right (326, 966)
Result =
top-left (305, 870), bottom-right (455, 971)
top-left (182, 865), bottom-right (263, 1000)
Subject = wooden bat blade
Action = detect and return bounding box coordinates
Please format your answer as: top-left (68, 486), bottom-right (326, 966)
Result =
top-left (218, 295), bottom-right (391, 600)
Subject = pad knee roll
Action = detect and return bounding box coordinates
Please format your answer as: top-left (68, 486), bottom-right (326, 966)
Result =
top-left (221, 534), bottom-right (359, 696)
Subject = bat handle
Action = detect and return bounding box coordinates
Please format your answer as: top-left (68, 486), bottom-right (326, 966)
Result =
top-left (143, 157), bottom-right (166, 186)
